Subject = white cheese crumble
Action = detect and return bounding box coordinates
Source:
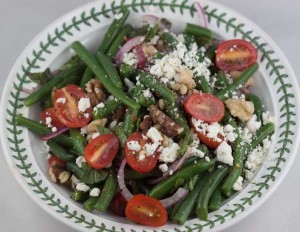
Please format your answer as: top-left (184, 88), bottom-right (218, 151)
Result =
top-left (45, 117), bottom-right (52, 127)
top-left (78, 97), bottom-right (91, 112)
top-left (144, 142), bottom-right (160, 156)
top-left (215, 141), bottom-right (233, 166)
top-left (76, 183), bottom-right (90, 192)
top-left (123, 52), bottom-right (138, 66)
top-left (56, 98), bottom-right (66, 104)
top-left (246, 115), bottom-right (261, 133)
top-left (143, 89), bottom-right (153, 98)
top-left (205, 156), bottom-right (210, 162)
top-left (233, 176), bottom-right (243, 191)
top-left (90, 188), bottom-right (101, 197)
top-left (76, 156), bottom-right (86, 168)
top-left (91, 132), bottom-right (100, 139)
top-left (262, 112), bottom-right (275, 125)
top-left (159, 142), bottom-right (180, 163)
top-left (127, 141), bottom-right (141, 152)
top-left (71, 175), bottom-right (80, 189)
top-left (114, 12), bottom-right (123, 20)
top-left (51, 127), bottom-right (57, 132)
top-left (109, 120), bottom-right (117, 130)
top-left (159, 163), bottom-right (169, 173)
top-left (146, 127), bottom-right (163, 143)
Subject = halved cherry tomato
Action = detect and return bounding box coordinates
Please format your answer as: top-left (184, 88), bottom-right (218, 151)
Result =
top-left (85, 134), bottom-right (119, 169)
top-left (196, 131), bottom-right (223, 149)
top-left (216, 39), bottom-right (257, 72)
top-left (53, 84), bottom-right (92, 128)
top-left (189, 118), bottom-right (223, 149)
top-left (109, 192), bottom-right (127, 217)
top-left (41, 107), bottom-right (65, 129)
top-left (125, 194), bottom-right (167, 227)
top-left (48, 155), bottom-right (66, 168)
top-left (125, 132), bottom-right (160, 174)
top-left (184, 93), bottom-right (225, 123)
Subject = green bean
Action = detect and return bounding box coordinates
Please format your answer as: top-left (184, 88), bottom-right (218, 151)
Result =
top-left (124, 167), bottom-right (162, 180)
top-left (149, 158), bottom-right (216, 199)
top-left (26, 68), bottom-right (53, 85)
top-left (215, 71), bottom-right (229, 91)
top-left (196, 166), bottom-right (229, 221)
top-left (24, 65), bottom-right (85, 106)
top-left (80, 69), bottom-right (94, 89)
top-left (94, 174), bottom-right (117, 211)
top-left (153, 52), bottom-right (164, 60)
top-left (185, 23), bottom-right (213, 43)
top-left (161, 32), bottom-right (178, 50)
top-left (96, 52), bottom-right (123, 88)
top-left (119, 63), bottom-right (135, 79)
top-left (113, 124), bottom-right (127, 148)
top-left (41, 93), bottom-right (53, 110)
top-left (216, 63), bottom-right (259, 101)
top-left (136, 71), bottom-right (176, 104)
top-left (60, 55), bottom-right (83, 71)
top-left (15, 115), bottom-right (73, 147)
top-left (128, 25), bottom-right (149, 38)
top-left (172, 173), bottom-right (210, 224)
top-left (195, 75), bottom-right (214, 94)
top-left (123, 109), bottom-right (139, 137)
top-left (184, 34), bottom-right (196, 47)
top-left (106, 24), bottom-right (134, 59)
top-left (69, 129), bottom-right (87, 156)
top-left (208, 184), bottom-right (222, 211)
top-left (178, 131), bottom-right (193, 156)
top-left (66, 161), bottom-right (84, 178)
top-left (47, 140), bottom-right (75, 161)
top-left (92, 98), bottom-right (123, 119)
top-left (70, 190), bottom-right (87, 202)
top-left (222, 137), bottom-right (245, 197)
top-left (136, 180), bottom-right (151, 195)
top-left (98, 8), bottom-right (130, 53)
top-left (56, 71), bottom-right (83, 89)
top-left (130, 85), bottom-right (155, 107)
top-left (250, 122), bottom-right (275, 150)
top-left (165, 105), bottom-right (189, 132)
top-left (83, 197), bottom-right (98, 212)
top-left (246, 93), bottom-right (263, 120)
top-left (71, 41), bottom-right (140, 110)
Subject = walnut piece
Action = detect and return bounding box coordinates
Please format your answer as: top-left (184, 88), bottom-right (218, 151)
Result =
top-left (170, 83), bottom-right (188, 95)
top-left (112, 107), bottom-right (126, 121)
top-left (178, 69), bottom-right (196, 89)
top-left (230, 70), bottom-right (254, 87)
top-left (142, 44), bottom-right (157, 57)
top-left (225, 99), bottom-right (254, 121)
top-left (87, 118), bottom-right (107, 134)
top-left (158, 99), bottom-right (165, 110)
top-left (49, 166), bottom-right (70, 184)
top-left (85, 79), bottom-right (106, 107)
top-left (139, 115), bottom-right (153, 135)
top-left (148, 105), bottom-right (184, 137)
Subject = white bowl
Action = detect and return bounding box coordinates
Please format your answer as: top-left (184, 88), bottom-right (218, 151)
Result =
top-left (1, 0), bottom-right (299, 231)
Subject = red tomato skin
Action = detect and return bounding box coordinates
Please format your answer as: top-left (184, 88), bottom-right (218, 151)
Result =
top-left (41, 107), bottom-right (65, 129)
top-left (184, 93), bottom-right (225, 123)
top-left (196, 131), bottom-right (223, 149)
top-left (48, 155), bottom-right (66, 168)
top-left (125, 194), bottom-right (168, 227)
top-left (109, 192), bottom-right (127, 217)
top-left (125, 132), bottom-right (160, 174)
top-left (85, 134), bottom-right (119, 170)
top-left (53, 84), bottom-right (92, 128)
top-left (216, 39), bottom-right (257, 72)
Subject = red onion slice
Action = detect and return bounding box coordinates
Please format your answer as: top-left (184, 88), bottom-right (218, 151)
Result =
top-left (41, 127), bottom-right (69, 141)
top-left (117, 159), bottom-right (134, 201)
top-left (134, 46), bottom-right (147, 70)
top-left (142, 14), bottom-right (159, 25)
top-left (148, 148), bottom-right (193, 185)
top-left (160, 187), bottom-right (188, 208)
top-left (21, 87), bottom-right (35, 94)
top-left (115, 36), bottom-right (145, 64)
top-left (195, 2), bottom-right (208, 28)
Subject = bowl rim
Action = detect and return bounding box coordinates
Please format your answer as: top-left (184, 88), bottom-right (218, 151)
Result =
top-left (1, 0), bottom-right (299, 231)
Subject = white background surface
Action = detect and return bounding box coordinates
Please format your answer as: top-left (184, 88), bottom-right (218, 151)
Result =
top-left (0, 0), bottom-right (299, 231)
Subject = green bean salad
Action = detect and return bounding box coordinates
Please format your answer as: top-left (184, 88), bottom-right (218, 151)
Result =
top-left (17, 8), bottom-right (275, 227)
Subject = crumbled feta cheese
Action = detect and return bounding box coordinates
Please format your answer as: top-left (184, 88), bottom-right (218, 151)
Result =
top-left (176, 34), bottom-right (185, 43)
top-left (123, 52), bottom-right (138, 66)
top-left (246, 115), bottom-right (261, 133)
top-left (146, 127), bottom-right (163, 143)
top-left (205, 156), bottom-right (210, 162)
top-left (150, 63), bottom-right (163, 77)
top-left (263, 138), bottom-right (271, 151)
top-left (71, 175), bottom-right (80, 189)
top-left (46, 153), bottom-right (51, 159)
top-left (159, 163), bottom-right (169, 172)
top-left (45, 117), bottom-right (52, 127)
top-left (245, 145), bottom-right (265, 173)
top-left (144, 142), bottom-right (160, 156)
top-left (127, 141), bottom-right (141, 152)
top-left (76, 183), bottom-right (90, 192)
top-left (190, 147), bottom-right (205, 158)
top-left (206, 123), bottom-right (222, 139)
top-left (109, 120), bottom-right (117, 130)
top-left (56, 98), bottom-right (66, 104)
top-left (244, 170), bottom-right (254, 180)
top-left (233, 176), bottom-right (243, 191)
top-left (91, 132), bottom-right (100, 139)
top-left (159, 142), bottom-right (180, 163)
top-left (90, 188), bottom-right (101, 197)
top-left (81, 126), bottom-right (88, 135)
top-left (96, 102), bottom-right (105, 108)
top-left (78, 98), bottom-right (91, 112)
top-left (51, 127), bottom-right (57, 132)
top-left (262, 112), bottom-right (275, 125)
top-left (84, 113), bottom-right (90, 118)
top-left (143, 89), bottom-right (153, 98)
top-left (138, 152), bottom-right (146, 161)
top-left (240, 127), bottom-right (253, 144)
top-left (215, 141), bottom-right (233, 166)
top-left (76, 156), bottom-right (86, 168)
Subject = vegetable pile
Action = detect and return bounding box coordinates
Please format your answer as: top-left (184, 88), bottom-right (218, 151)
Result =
top-left (17, 8), bottom-right (275, 227)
